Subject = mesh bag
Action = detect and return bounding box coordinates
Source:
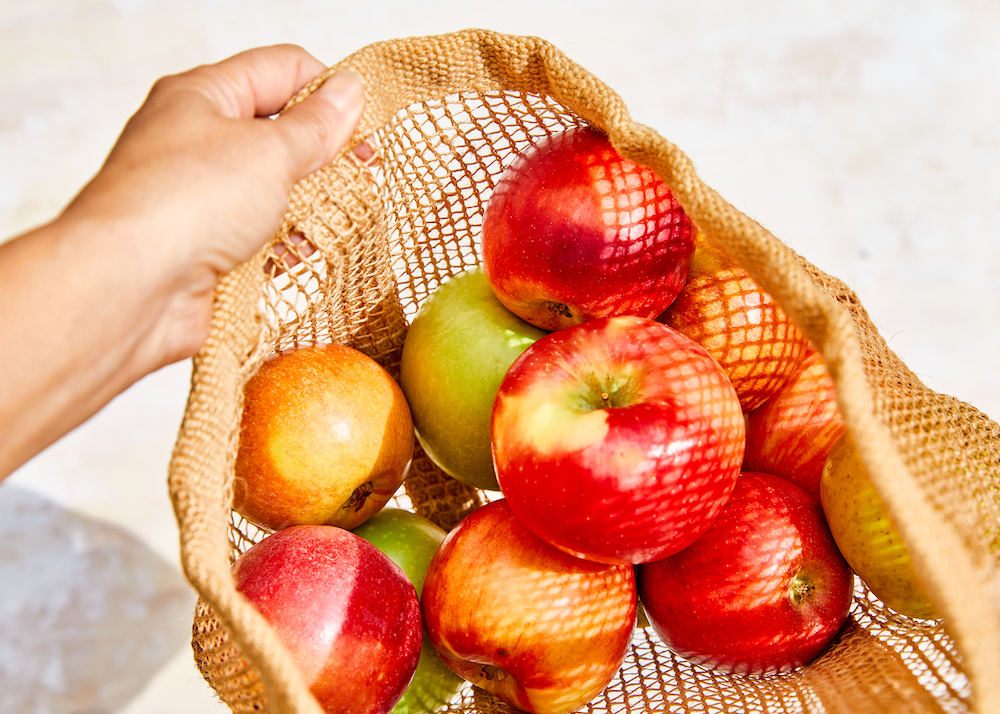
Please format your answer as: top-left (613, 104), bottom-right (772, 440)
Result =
top-left (167, 30), bottom-right (1000, 714)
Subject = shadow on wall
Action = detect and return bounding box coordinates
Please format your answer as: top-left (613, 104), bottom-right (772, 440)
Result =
top-left (0, 485), bottom-right (195, 713)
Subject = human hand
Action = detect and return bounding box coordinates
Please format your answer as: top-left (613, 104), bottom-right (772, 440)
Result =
top-left (62, 43), bottom-right (366, 367)
top-left (0, 44), bottom-right (364, 479)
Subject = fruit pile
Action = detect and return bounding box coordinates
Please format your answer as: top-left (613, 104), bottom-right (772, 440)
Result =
top-left (228, 127), bottom-right (941, 714)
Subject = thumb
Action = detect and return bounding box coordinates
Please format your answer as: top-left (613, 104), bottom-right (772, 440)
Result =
top-left (273, 70), bottom-right (366, 179)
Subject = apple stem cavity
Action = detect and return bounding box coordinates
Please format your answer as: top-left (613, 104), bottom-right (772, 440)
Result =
top-left (789, 573), bottom-right (816, 607)
top-left (481, 665), bottom-right (499, 681)
top-left (345, 481), bottom-right (374, 512)
top-left (577, 372), bottom-right (637, 412)
top-left (545, 301), bottom-right (573, 319)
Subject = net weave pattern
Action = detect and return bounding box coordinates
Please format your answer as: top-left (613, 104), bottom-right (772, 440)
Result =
top-left (167, 30), bottom-right (1000, 714)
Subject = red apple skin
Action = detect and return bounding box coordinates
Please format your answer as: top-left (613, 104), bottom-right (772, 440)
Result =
top-left (743, 349), bottom-right (846, 501)
top-left (637, 472), bottom-right (854, 674)
top-left (481, 126), bottom-right (695, 332)
top-left (232, 525), bottom-right (423, 714)
top-left (492, 315), bottom-right (746, 565)
top-left (421, 499), bottom-right (636, 714)
top-left (658, 235), bottom-right (810, 411)
top-left (234, 344), bottom-right (414, 531)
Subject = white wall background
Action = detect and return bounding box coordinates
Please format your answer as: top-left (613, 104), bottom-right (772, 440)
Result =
top-left (2, 1), bottom-right (998, 712)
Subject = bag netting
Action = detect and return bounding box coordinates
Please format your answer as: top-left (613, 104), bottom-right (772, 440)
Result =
top-left (167, 30), bottom-right (1000, 714)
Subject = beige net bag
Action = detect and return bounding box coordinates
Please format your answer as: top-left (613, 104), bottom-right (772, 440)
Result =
top-left (167, 30), bottom-right (1000, 714)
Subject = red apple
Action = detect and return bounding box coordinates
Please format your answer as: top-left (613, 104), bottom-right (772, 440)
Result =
top-left (658, 234), bottom-right (810, 411)
top-left (232, 525), bottom-right (422, 714)
top-left (481, 126), bottom-right (695, 331)
top-left (637, 472), bottom-right (854, 674)
top-left (421, 499), bottom-right (636, 714)
top-left (492, 315), bottom-right (746, 565)
top-left (743, 349), bottom-right (846, 501)
top-left (352, 508), bottom-right (466, 714)
top-left (233, 344), bottom-right (414, 531)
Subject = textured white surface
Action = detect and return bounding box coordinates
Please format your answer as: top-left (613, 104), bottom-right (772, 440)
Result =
top-left (2, 2), bottom-right (998, 712)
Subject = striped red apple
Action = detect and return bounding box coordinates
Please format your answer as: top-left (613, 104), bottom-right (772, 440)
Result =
top-left (481, 126), bottom-right (695, 332)
top-left (491, 315), bottom-right (745, 565)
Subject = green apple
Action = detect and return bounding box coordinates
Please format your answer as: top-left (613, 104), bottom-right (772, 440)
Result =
top-left (820, 433), bottom-right (939, 620)
top-left (399, 268), bottom-right (548, 491)
top-left (352, 508), bottom-right (465, 714)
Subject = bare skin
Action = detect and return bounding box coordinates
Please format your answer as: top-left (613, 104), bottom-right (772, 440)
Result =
top-left (0, 44), bottom-right (365, 480)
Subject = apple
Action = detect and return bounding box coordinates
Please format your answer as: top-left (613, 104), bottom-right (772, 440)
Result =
top-left (233, 344), bottom-right (414, 531)
top-left (658, 234), bottom-right (811, 411)
top-left (481, 126), bottom-right (695, 332)
top-left (399, 268), bottom-right (547, 491)
top-left (492, 315), bottom-right (746, 565)
top-left (232, 525), bottom-right (422, 714)
top-left (820, 433), bottom-right (940, 620)
top-left (743, 349), bottom-right (846, 501)
top-left (637, 472), bottom-right (854, 674)
top-left (352, 508), bottom-right (465, 714)
top-left (421, 499), bottom-right (636, 714)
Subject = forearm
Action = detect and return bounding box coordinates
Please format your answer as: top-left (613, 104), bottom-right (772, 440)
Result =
top-left (0, 212), bottom-right (184, 478)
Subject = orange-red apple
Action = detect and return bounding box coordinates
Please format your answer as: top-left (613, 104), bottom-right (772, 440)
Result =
top-left (743, 349), bottom-right (845, 501)
top-left (658, 235), bottom-right (810, 411)
top-left (233, 344), bottom-right (413, 531)
top-left (421, 499), bottom-right (636, 714)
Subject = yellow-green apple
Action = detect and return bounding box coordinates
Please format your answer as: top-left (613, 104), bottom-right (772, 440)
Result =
top-left (481, 126), bottom-right (695, 332)
top-left (421, 499), bottom-right (636, 714)
top-left (658, 234), bottom-right (810, 411)
top-left (232, 525), bottom-right (422, 714)
top-left (637, 472), bottom-right (854, 674)
top-left (352, 509), bottom-right (465, 714)
top-left (492, 315), bottom-right (746, 565)
top-left (743, 349), bottom-right (845, 501)
top-left (234, 344), bottom-right (413, 531)
top-left (820, 433), bottom-right (940, 620)
top-left (399, 268), bottom-right (547, 490)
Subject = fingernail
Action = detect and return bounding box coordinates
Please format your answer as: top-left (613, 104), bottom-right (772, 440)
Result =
top-left (316, 70), bottom-right (365, 115)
